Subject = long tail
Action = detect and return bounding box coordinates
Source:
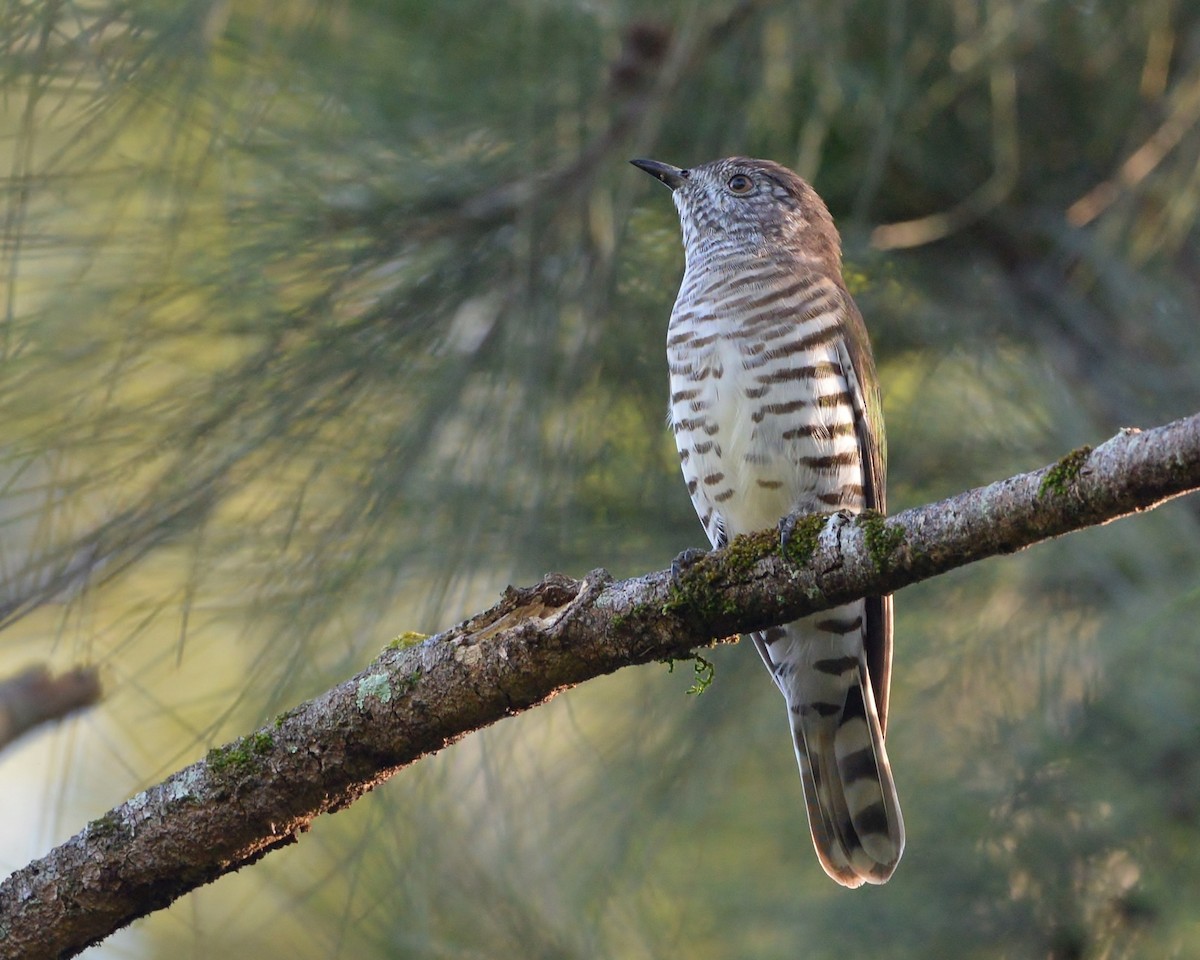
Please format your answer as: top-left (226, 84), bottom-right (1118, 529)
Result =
top-left (753, 604), bottom-right (904, 887)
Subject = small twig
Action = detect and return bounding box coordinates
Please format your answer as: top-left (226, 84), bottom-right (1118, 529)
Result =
top-left (1066, 68), bottom-right (1200, 228)
top-left (0, 665), bottom-right (102, 753)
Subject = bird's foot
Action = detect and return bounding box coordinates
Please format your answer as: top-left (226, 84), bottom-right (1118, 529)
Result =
top-left (777, 511), bottom-right (843, 563)
top-left (778, 513), bottom-right (799, 552)
top-left (670, 546), bottom-right (709, 588)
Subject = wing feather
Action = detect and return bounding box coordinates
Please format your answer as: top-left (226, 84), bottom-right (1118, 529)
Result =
top-left (834, 286), bottom-right (893, 733)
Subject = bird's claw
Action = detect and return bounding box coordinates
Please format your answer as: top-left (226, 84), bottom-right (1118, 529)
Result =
top-left (670, 546), bottom-right (708, 588)
top-left (778, 511), bottom-right (846, 557)
top-left (778, 513), bottom-right (804, 554)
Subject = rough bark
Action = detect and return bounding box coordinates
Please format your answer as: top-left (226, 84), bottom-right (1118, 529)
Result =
top-left (1, 412), bottom-right (1198, 960)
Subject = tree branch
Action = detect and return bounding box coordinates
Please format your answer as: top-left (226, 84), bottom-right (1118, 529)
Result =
top-left (0, 665), bottom-right (102, 754)
top-left (2, 412), bottom-right (1198, 960)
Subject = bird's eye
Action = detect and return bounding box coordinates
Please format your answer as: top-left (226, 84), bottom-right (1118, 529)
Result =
top-left (727, 174), bottom-right (753, 195)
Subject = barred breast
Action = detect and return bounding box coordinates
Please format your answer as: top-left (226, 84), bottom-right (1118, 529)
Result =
top-left (668, 257), bottom-right (864, 543)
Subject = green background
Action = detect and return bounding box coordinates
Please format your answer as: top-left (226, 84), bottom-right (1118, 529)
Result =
top-left (2, 1), bottom-right (1199, 957)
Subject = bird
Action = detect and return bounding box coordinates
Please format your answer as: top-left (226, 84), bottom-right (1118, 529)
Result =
top-left (631, 156), bottom-right (903, 887)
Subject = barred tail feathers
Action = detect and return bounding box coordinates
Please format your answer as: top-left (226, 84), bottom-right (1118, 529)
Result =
top-left (754, 613), bottom-right (904, 887)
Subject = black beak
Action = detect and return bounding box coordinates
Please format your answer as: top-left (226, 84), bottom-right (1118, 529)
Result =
top-left (630, 158), bottom-right (687, 190)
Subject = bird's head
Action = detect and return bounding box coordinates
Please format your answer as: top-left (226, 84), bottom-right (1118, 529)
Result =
top-left (630, 156), bottom-right (841, 271)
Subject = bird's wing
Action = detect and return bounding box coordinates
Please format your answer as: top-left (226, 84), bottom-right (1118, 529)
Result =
top-left (834, 285), bottom-right (893, 734)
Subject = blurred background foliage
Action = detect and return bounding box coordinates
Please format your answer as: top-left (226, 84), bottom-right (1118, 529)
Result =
top-left (2, 0), bottom-right (1200, 957)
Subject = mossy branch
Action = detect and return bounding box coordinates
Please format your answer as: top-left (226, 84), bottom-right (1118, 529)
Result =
top-left (2, 413), bottom-right (1199, 960)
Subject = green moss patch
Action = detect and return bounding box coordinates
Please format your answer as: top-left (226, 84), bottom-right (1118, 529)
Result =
top-left (778, 514), bottom-right (825, 566)
top-left (858, 510), bottom-right (905, 574)
top-left (1039, 446), bottom-right (1093, 498)
top-left (207, 732), bottom-right (274, 775)
top-left (386, 631), bottom-right (430, 651)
